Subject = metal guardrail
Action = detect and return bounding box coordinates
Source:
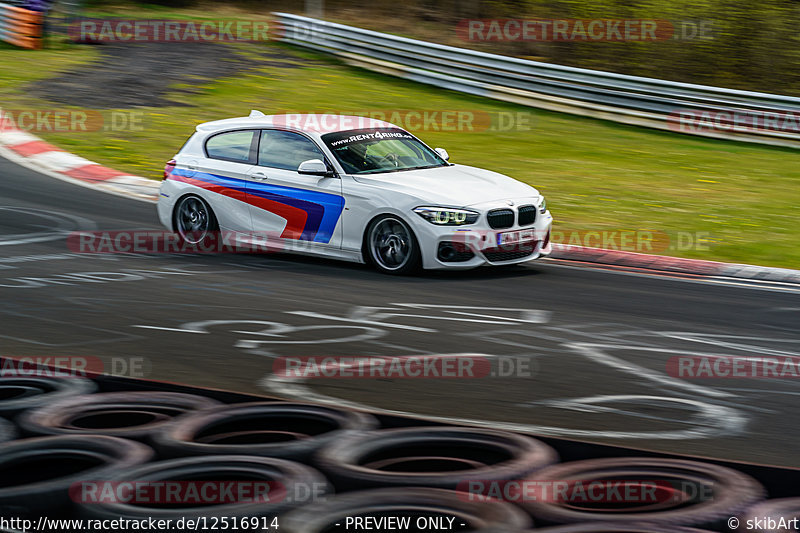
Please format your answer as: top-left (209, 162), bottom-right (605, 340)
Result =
top-left (0, 2), bottom-right (42, 49)
top-left (273, 12), bottom-right (800, 148)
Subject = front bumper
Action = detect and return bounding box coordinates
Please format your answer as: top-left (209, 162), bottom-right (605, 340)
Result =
top-left (416, 208), bottom-right (554, 270)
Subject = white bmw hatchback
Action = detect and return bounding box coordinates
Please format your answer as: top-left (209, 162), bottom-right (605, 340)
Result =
top-left (158, 112), bottom-right (553, 274)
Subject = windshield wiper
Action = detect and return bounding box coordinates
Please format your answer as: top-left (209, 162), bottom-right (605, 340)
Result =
top-left (358, 163), bottom-right (448, 175)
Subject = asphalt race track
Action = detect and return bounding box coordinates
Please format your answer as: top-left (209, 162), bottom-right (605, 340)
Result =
top-left (1, 153), bottom-right (799, 469)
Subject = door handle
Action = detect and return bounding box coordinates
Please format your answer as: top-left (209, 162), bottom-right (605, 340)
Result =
top-left (250, 172), bottom-right (268, 181)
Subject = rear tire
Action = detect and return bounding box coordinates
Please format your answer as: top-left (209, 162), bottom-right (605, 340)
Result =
top-left (173, 194), bottom-right (218, 247)
top-left (364, 215), bottom-right (421, 275)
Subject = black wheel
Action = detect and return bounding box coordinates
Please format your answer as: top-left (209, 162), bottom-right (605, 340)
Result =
top-left (315, 426), bottom-right (558, 491)
top-left (365, 215), bottom-right (421, 274)
top-left (152, 402), bottom-right (378, 461)
top-left (518, 457), bottom-right (765, 529)
top-left (280, 487), bottom-right (532, 532)
top-left (173, 194), bottom-right (218, 245)
top-left (18, 391), bottom-right (221, 441)
top-left (0, 435), bottom-right (153, 517)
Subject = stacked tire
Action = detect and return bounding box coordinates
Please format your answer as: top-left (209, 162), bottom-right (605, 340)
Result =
top-left (0, 371), bottom-right (778, 532)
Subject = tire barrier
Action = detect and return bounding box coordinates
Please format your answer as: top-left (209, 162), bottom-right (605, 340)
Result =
top-left (0, 2), bottom-right (42, 50)
top-left (315, 426), bottom-right (559, 491)
top-left (0, 376), bottom-right (95, 416)
top-left (0, 435), bottom-right (153, 516)
top-left (18, 391), bottom-right (221, 441)
top-left (279, 487), bottom-right (532, 532)
top-left (153, 402), bottom-right (378, 461)
top-left (736, 498), bottom-right (800, 532)
top-left (77, 455), bottom-right (330, 524)
top-left (518, 457), bottom-right (765, 529)
top-left (0, 375), bottom-right (788, 529)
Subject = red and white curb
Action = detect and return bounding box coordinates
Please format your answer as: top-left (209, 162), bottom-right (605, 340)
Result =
top-left (1, 120), bottom-right (797, 283)
top-left (0, 126), bottom-right (159, 202)
top-left (550, 244), bottom-right (800, 284)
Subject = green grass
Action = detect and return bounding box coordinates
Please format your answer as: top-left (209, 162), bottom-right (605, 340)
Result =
top-left (0, 41), bottom-right (98, 91)
top-left (0, 5), bottom-right (798, 268)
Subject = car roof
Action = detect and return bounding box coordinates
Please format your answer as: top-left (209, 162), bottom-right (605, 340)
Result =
top-left (196, 112), bottom-right (400, 136)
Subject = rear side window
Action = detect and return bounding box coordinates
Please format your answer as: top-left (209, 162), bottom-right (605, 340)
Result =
top-left (177, 132), bottom-right (197, 154)
top-left (258, 130), bottom-right (324, 171)
top-left (205, 130), bottom-right (256, 163)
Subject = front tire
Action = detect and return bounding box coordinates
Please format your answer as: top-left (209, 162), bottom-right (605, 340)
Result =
top-left (365, 215), bottom-right (421, 275)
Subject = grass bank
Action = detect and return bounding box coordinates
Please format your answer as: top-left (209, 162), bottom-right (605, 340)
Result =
top-left (0, 4), bottom-right (797, 268)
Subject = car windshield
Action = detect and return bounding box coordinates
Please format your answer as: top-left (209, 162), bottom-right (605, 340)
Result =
top-left (321, 128), bottom-right (448, 175)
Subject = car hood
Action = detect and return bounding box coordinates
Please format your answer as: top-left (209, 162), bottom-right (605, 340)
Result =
top-left (350, 164), bottom-right (539, 207)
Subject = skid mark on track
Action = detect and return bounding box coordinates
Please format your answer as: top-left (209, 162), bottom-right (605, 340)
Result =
top-left (566, 343), bottom-right (735, 399)
top-left (128, 301), bottom-right (800, 441)
top-left (0, 206), bottom-right (97, 246)
top-left (260, 369), bottom-right (745, 440)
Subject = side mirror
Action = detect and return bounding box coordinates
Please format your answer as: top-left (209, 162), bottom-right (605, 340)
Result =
top-left (297, 159), bottom-right (332, 176)
top-left (434, 147), bottom-right (450, 161)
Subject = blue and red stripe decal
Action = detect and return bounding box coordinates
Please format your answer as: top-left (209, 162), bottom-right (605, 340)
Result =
top-left (168, 169), bottom-right (344, 243)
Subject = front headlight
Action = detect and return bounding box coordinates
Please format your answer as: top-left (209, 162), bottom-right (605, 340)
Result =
top-left (413, 206), bottom-right (479, 226)
top-left (539, 197), bottom-right (547, 214)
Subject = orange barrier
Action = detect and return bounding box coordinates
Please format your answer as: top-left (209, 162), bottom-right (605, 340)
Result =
top-left (0, 3), bottom-right (43, 49)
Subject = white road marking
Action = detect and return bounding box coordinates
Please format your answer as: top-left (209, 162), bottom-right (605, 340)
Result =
top-left (567, 342), bottom-right (735, 399)
top-left (133, 319), bottom-right (385, 346)
top-left (288, 310), bottom-right (436, 332)
top-left (260, 371), bottom-right (744, 440)
top-left (655, 332), bottom-right (800, 358)
top-left (0, 206), bottom-right (96, 246)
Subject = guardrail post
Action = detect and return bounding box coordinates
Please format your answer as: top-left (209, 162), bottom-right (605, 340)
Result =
top-left (305, 0), bottom-right (324, 19)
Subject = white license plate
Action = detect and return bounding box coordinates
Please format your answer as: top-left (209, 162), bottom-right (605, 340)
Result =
top-left (497, 229), bottom-right (536, 246)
